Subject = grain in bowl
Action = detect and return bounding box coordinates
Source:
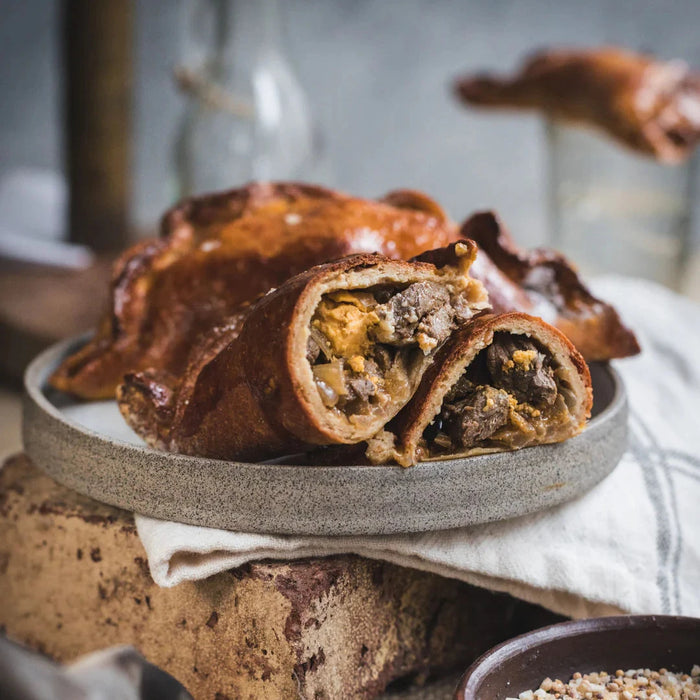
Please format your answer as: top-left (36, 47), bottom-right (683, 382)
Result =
top-left (509, 666), bottom-right (700, 700)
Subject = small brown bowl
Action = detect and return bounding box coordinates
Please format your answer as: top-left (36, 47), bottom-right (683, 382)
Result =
top-left (455, 615), bottom-right (700, 700)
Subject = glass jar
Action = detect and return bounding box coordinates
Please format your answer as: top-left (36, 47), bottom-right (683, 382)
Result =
top-left (173, 0), bottom-right (330, 198)
top-left (545, 118), bottom-right (696, 289)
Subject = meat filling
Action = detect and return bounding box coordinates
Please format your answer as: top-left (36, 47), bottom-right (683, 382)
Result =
top-left (373, 282), bottom-right (454, 350)
top-left (438, 385), bottom-right (511, 448)
top-left (309, 282), bottom-right (467, 417)
top-left (424, 333), bottom-right (570, 454)
top-left (486, 335), bottom-right (557, 408)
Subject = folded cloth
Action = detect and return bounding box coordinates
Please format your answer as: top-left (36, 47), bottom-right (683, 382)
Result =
top-left (135, 277), bottom-right (700, 619)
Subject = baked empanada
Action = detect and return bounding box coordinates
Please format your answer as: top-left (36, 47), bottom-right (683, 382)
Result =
top-left (50, 183), bottom-right (638, 401)
top-left (455, 46), bottom-right (700, 162)
top-left (50, 183), bottom-right (456, 399)
top-left (464, 211), bottom-right (641, 361)
top-left (118, 244), bottom-right (488, 461)
top-left (367, 313), bottom-right (592, 466)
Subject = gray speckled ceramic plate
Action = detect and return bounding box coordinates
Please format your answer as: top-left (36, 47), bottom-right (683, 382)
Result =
top-left (22, 336), bottom-right (628, 536)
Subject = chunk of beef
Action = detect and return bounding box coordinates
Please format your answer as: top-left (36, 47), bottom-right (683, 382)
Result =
top-left (440, 386), bottom-right (511, 448)
top-left (486, 335), bottom-right (557, 408)
top-left (373, 288), bottom-right (394, 304)
top-left (335, 374), bottom-right (376, 410)
top-left (367, 345), bottom-right (393, 374)
top-left (346, 376), bottom-right (377, 402)
top-left (445, 374), bottom-right (475, 402)
top-left (374, 282), bottom-right (453, 346)
top-left (417, 303), bottom-right (455, 347)
top-left (451, 294), bottom-right (477, 324)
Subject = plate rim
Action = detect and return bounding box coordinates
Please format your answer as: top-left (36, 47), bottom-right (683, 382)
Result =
top-left (24, 333), bottom-right (625, 471)
top-left (21, 334), bottom-right (628, 535)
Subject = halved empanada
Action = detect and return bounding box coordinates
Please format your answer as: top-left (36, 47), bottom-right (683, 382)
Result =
top-left (118, 244), bottom-right (487, 461)
top-left (367, 313), bottom-right (592, 466)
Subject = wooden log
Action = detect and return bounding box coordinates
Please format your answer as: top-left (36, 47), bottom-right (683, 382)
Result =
top-left (0, 454), bottom-right (562, 699)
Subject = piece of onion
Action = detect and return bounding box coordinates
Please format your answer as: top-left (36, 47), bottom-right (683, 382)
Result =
top-left (432, 433), bottom-right (453, 450)
top-left (313, 360), bottom-right (347, 397)
top-left (309, 327), bottom-right (334, 362)
top-left (314, 377), bottom-right (339, 407)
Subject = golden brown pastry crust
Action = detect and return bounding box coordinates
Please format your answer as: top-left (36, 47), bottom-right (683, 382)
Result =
top-left (50, 183), bottom-right (639, 401)
top-left (50, 183), bottom-right (456, 399)
top-left (366, 312), bottom-right (593, 467)
top-left (455, 46), bottom-right (700, 162)
top-left (118, 245), bottom-right (486, 462)
top-left (462, 211), bottom-right (641, 361)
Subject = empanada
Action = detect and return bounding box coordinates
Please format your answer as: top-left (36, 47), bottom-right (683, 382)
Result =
top-left (367, 312), bottom-right (592, 466)
top-left (455, 47), bottom-right (700, 162)
top-left (118, 244), bottom-right (488, 461)
top-left (51, 183), bottom-right (638, 401)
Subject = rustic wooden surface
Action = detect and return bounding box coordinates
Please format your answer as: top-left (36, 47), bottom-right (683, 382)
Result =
top-left (0, 453), bottom-right (562, 700)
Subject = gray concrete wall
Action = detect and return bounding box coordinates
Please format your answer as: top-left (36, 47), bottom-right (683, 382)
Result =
top-left (2, 0), bottom-right (700, 248)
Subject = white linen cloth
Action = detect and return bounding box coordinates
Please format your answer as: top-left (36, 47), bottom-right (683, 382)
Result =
top-left (136, 277), bottom-right (700, 619)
